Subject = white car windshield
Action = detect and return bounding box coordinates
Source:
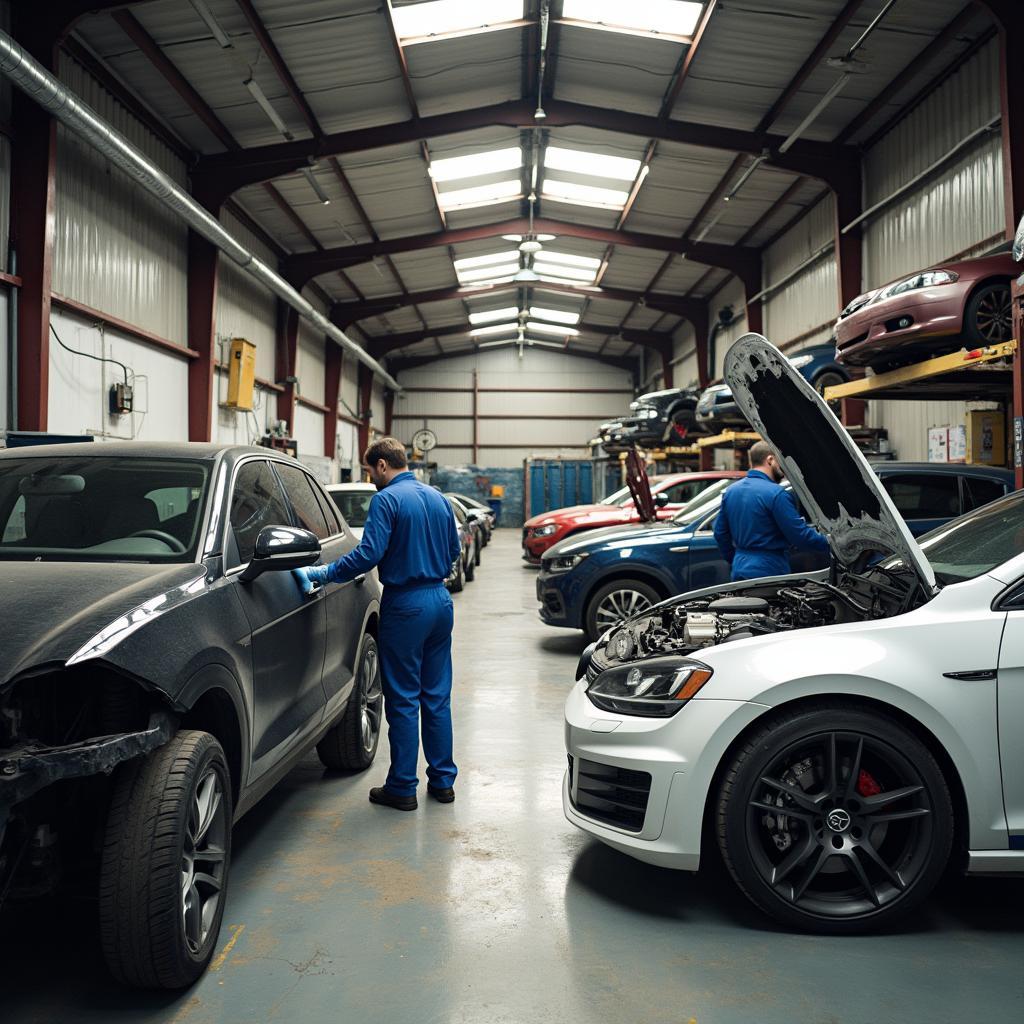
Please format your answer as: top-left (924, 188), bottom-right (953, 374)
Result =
top-left (600, 484), bottom-right (634, 506)
top-left (882, 489), bottom-right (1024, 584)
top-left (670, 478), bottom-right (736, 524)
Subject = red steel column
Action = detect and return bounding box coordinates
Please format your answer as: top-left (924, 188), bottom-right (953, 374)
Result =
top-left (384, 389), bottom-right (395, 436)
top-left (357, 362), bottom-right (373, 458)
top-left (324, 341), bottom-right (342, 458)
top-left (276, 302), bottom-right (298, 435)
top-left (186, 228), bottom-right (219, 440)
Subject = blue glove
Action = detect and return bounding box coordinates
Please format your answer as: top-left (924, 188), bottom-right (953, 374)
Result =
top-left (293, 564), bottom-right (329, 596)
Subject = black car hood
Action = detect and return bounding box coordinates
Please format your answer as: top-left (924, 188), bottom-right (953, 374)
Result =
top-left (0, 560), bottom-right (206, 686)
top-left (724, 334), bottom-right (936, 591)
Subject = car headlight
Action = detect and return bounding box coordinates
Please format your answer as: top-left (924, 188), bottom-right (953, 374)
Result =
top-left (1014, 214), bottom-right (1024, 263)
top-left (532, 524), bottom-right (558, 537)
top-left (876, 269), bottom-right (958, 300)
top-left (544, 552), bottom-right (589, 573)
top-left (587, 656), bottom-right (714, 717)
top-left (788, 353), bottom-right (814, 369)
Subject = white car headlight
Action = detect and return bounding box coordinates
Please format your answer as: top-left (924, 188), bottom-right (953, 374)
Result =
top-left (788, 353), bottom-right (814, 369)
top-left (876, 269), bottom-right (958, 301)
top-left (544, 552), bottom-right (589, 573)
top-left (532, 524), bottom-right (558, 537)
top-left (587, 657), bottom-right (713, 717)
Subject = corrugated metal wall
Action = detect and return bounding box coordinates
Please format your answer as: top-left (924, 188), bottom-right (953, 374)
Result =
top-left (763, 195), bottom-right (837, 350)
top-left (52, 53), bottom-right (188, 345)
top-left (394, 348), bottom-right (634, 469)
top-left (862, 41), bottom-right (1004, 461)
top-left (710, 278), bottom-right (749, 379)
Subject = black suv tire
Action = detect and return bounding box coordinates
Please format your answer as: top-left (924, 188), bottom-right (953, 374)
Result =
top-left (317, 635), bottom-right (383, 772)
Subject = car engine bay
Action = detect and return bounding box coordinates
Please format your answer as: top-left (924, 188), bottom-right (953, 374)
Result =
top-left (597, 566), bottom-right (927, 665)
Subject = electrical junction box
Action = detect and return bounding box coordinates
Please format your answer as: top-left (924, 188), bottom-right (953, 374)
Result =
top-left (109, 382), bottom-right (134, 416)
top-left (966, 410), bottom-right (1006, 465)
top-left (226, 338), bottom-right (257, 410)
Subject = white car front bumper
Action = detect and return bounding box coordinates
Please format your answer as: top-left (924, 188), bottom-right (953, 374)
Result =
top-left (562, 680), bottom-right (768, 870)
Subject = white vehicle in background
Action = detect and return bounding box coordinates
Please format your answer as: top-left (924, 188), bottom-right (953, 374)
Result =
top-left (565, 334), bottom-right (1024, 933)
top-left (325, 482), bottom-right (376, 540)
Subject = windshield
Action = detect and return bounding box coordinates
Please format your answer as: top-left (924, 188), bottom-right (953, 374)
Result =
top-left (329, 488), bottom-right (374, 528)
top-left (600, 484), bottom-right (633, 506)
top-left (881, 489), bottom-right (1024, 584)
top-left (0, 457), bottom-right (210, 563)
top-left (671, 478), bottom-right (736, 525)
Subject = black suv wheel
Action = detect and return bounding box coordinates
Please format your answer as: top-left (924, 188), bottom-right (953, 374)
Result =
top-left (717, 703), bottom-right (953, 933)
top-left (317, 634), bottom-right (383, 771)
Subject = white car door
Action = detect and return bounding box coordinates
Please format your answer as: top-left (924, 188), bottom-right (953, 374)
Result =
top-left (996, 599), bottom-right (1024, 847)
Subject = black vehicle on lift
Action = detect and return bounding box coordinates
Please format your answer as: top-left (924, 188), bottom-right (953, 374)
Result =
top-left (0, 442), bottom-right (383, 989)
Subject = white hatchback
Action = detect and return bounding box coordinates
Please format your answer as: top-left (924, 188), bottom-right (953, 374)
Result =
top-left (565, 334), bottom-right (1024, 933)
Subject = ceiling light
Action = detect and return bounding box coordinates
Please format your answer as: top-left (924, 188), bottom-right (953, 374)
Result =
top-left (527, 321), bottom-right (580, 336)
top-left (519, 239), bottom-right (544, 254)
top-left (470, 322), bottom-right (521, 337)
top-left (530, 306), bottom-right (580, 325)
top-left (532, 264), bottom-right (597, 283)
top-left (457, 262), bottom-right (522, 283)
top-left (544, 147), bottom-right (642, 181)
top-left (535, 105), bottom-right (547, 120)
top-left (542, 179), bottom-right (631, 209)
top-left (513, 266), bottom-right (541, 283)
top-left (303, 168), bottom-right (331, 205)
top-left (190, 0), bottom-right (233, 48)
top-left (562, 0), bottom-right (703, 38)
top-left (477, 339), bottom-right (518, 350)
top-left (502, 234), bottom-right (556, 242)
top-left (534, 251), bottom-right (602, 270)
top-left (393, 0), bottom-right (523, 42)
top-left (453, 250), bottom-right (521, 272)
top-left (437, 180), bottom-right (522, 210)
top-left (468, 306), bottom-right (521, 325)
top-left (245, 78), bottom-right (294, 140)
top-left (429, 147), bottom-right (522, 183)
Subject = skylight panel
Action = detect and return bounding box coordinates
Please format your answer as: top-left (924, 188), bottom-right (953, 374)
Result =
top-left (456, 262), bottom-right (522, 283)
top-left (429, 147), bottom-right (522, 183)
top-left (542, 179), bottom-right (631, 209)
top-left (470, 322), bottom-right (521, 337)
top-left (393, 0), bottom-right (523, 42)
top-left (453, 250), bottom-right (520, 272)
top-left (437, 180), bottom-right (521, 211)
top-left (562, 0), bottom-right (703, 38)
top-left (533, 264), bottom-right (599, 283)
top-left (529, 306), bottom-right (581, 325)
top-left (468, 306), bottom-right (521, 325)
top-left (533, 251), bottom-right (602, 270)
top-left (527, 321), bottom-right (580, 336)
top-left (544, 147), bottom-right (641, 182)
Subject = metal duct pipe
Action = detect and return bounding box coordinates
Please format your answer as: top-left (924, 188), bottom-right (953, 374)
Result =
top-left (0, 29), bottom-right (401, 393)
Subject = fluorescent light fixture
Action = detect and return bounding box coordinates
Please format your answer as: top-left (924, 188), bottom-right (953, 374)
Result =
top-left (530, 306), bottom-right (581, 325)
top-left (544, 146), bottom-right (641, 181)
top-left (470, 322), bottom-right (521, 337)
top-left (393, 0), bottom-right (523, 41)
top-left (468, 306), bottom-right (521, 325)
top-left (457, 262), bottom-right (522, 283)
top-left (245, 78), bottom-right (294, 140)
top-left (562, 0), bottom-right (703, 37)
top-left (477, 339), bottom-right (519, 350)
top-left (502, 234), bottom-right (557, 242)
top-left (453, 250), bottom-right (520, 272)
top-left (532, 263), bottom-right (598, 282)
top-left (466, 275), bottom-right (517, 287)
top-left (533, 251), bottom-right (602, 270)
top-left (190, 0), bottom-right (233, 48)
top-left (542, 179), bottom-right (631, 209)
top-left (303, 168), bottom-right (331, 205)
top-left (527, 321), bottom-right (580, 336)
top-left (437, 179), bottom-right (521, 210)
top-left (429, 147), bottom-right (522, 183)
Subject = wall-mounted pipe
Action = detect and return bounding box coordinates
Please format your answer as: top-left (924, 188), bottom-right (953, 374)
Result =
top-left (0, 29), bottom-right (401, 393)
top-left (6, 246), bottom-right (16, 431)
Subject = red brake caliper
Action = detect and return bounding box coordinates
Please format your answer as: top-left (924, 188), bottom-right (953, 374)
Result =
top-left (857, 769), bottom-right (882, 797)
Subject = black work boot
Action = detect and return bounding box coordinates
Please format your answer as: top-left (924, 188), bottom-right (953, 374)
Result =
top-left (427, 785), bottom-right (455, 803)
top-left (369, 786), bottom-right (417, 811)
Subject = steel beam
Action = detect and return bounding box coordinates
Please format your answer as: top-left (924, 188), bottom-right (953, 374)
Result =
top-left (387, 349), bottom-right (638, 377)
top-left (283, 217), bottom-right (759, 287)
top-left (357, 363), bottom-right (373, 457)
top-left (186, 228), bottom-right (219, 441)
top-left (324, 341), bottom-right (342, 458)
top-left (191, 98), bottom-right (855, 206)
top-left (277, 303), bottom-right (299, 434)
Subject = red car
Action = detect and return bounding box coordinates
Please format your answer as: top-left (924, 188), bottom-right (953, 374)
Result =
top-left (834, 251), bottom-right (1014, 370)
top-left (521, 471), bottom-right (741, 564)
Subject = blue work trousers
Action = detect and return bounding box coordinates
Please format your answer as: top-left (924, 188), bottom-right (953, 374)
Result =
top-left (378, 583), bottom-right (457, 796)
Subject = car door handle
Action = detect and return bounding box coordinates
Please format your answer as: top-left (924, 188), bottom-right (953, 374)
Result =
top-left (942, 669), bottom-right (996, 681)
top-left (669, 546), bottom-right (689, 553)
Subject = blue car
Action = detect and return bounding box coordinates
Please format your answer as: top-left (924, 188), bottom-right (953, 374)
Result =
top-left (537, 462), bottom-right (1012, 640)
top-left (696, 343), bottom-right (849, 431)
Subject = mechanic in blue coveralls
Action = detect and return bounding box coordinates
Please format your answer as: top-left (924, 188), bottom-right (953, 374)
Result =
top-left (713, 440), bottom-right (829, 582)
top-left (294, 437), bottom-right (462, 812)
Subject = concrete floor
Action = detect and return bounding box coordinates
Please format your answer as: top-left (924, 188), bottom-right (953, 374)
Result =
top-left (4, 529), bottom-right (1024, 1023)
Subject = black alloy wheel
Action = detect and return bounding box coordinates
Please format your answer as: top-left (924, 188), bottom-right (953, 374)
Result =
top-left (317, 634), bottom-right (383, 771)
top-left (584, 579), bottom-right (660, 642)
top-left (812, 369), bottom-right (847, 412)
top-left (965, 281), bottom-right (1013, 344)
top-left (717, 704), bottom-right (952, 933)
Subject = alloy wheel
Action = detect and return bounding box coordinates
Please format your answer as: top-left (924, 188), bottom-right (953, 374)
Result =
top-left (974, 284), bottom-right (1012, 342)
top-left (744, 730), bottom-right (934, 919)
top-left (359, 644), bottom-right (383, 754)
top-left (180, 767), bottom-right (228, 955)
top-left (595, 588), bottom-right (654, 632)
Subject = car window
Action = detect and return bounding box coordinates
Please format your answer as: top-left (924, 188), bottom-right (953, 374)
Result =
top-left (449, 500), bottom-right (467, 524)
top-left (881, 473), bottom-right (960, 519)
top-left (229, 460), bottom-right (293, 565)
top-left (329, 489), bottom-right (374, 528)
top-left (600, 484), bottom-right (633, 506)
top-left (274, 463), bottom-right (331, 540)
top-left (962, 475), bottom-right (1008, 512)
top-left (1, 495), bottom-right (26, 542)
top-left (660, 480), bottom-right (707, 505)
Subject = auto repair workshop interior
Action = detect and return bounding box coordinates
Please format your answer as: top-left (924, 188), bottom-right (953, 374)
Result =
top-left (4, 0), bottom-right (1024, 1021)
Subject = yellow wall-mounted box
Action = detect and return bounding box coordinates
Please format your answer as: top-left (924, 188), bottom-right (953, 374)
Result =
top-left (226, 338), bottom-right (257, 410)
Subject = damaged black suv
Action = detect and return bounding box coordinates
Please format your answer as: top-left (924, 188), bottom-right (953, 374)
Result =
top-left (0, 443), bottom-right (383, 988)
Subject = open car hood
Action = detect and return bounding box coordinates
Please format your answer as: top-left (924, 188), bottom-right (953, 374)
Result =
top-left (724, 334), bottom-right (936, 592)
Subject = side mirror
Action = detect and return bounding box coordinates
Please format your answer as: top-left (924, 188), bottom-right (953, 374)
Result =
top-left (654, 492), bottom-right (670, 508)
top-left (240, 526), bottom-right (320, 582)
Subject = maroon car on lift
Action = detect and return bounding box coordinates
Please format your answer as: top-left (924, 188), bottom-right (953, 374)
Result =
top-left (834, 251), bottom-right (1014, 370)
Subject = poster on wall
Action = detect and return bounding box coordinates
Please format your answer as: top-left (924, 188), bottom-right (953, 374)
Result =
top-left (927, 426), bottom-right (949, 463)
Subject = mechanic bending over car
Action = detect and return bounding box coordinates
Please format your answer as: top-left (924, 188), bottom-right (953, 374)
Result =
top-left (293, 437), bottom-right (463, 811)
top-left (713, 440), bottom-right (829, 581)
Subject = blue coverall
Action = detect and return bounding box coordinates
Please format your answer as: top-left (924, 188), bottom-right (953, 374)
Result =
top-left (302, 472), bottom-right (463, 796)
top-left (713, 469), bottom-right (829, 581)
